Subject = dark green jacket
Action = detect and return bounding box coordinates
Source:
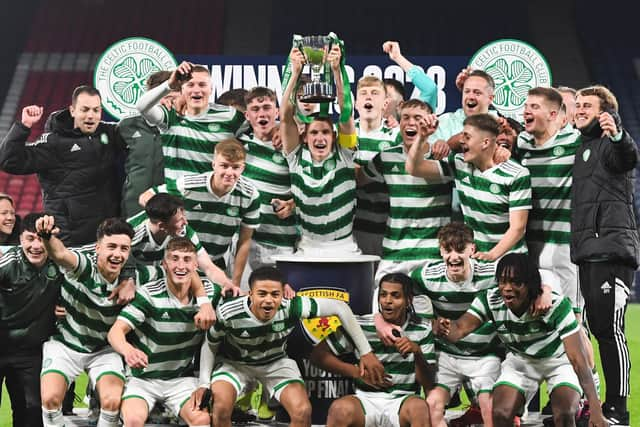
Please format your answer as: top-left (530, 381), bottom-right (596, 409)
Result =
top-left (118, 115), bottom-right (165, 218)
top-left (0, 246), bottom-right (62, 350)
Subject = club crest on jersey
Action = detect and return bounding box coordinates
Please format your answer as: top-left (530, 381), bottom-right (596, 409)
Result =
top-left (553, 146), bottom-right (565, 156)
top-left (226, 207), bottom-right (239, 217)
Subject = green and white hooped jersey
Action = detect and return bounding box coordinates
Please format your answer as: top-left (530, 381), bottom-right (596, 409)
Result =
top-left (118, 278), bottom-right (221, 379)
top-left (159, 172), bottom-right (261, 262)
top-left (469, 288), bottom-right (579, 359)
top-left (206, 295), bottom-right (319, 365)
top-left (240, 132), bottom-right (298, 249)
top-left (411, 260), bottom-right (500, 357)
top-left (287, 145), bottom-right (356, 242)
top-left (159, 104), bottom-right (244, 182)
top-left (364, 144), bottom-right (452, 262)
top-left (516, 128), bottom-right (581, 246)
top-left (353, 120), bottom-right (401, 235)
top-left (439, 154), bottom-right (532, 254)
top-left (54, 250), bottom-right (163, 353)
top-left (326, 314), bottom-right (435, 398)
top-left (127, 210), bottom-right (203, 265)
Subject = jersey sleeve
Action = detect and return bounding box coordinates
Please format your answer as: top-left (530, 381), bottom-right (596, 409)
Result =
top-left (63, 250), bottom-right (92, 283)
top-left (325, 326), bottom-right (356, 356)
top-left (241, 189), bottom-right (261, 229)
top-left (117, 289), bottom-right (152, 329)
top-left (545, 295), bottom-right (580, 340)
top-left (289, 296), bottom-right (319, 319)
top-left (185, 225), bottom-right (204, 252)
top-left (467, 291), bottom-right (491, 322)
top-left (509, 164), bottom-right (532, 211)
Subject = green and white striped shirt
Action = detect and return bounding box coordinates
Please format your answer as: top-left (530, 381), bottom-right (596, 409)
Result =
top-left (240, 132), bottom-right (298, 249)
top-left (440, 154), bottom-right (532, 254)
top-left (127, 210), bottom-right (203, 265)
top-left (364, 145), bottom-right (452, 262)
top-left (326, 314), bottom-right (435, 397)
top-left (287, 145), bottom-right (356, 242)
top-left (159, 104), bottom-right (244, 181)
top-left (54, 250), bottom-right (163, 353)
top-left (469, 288), bottom-right (579, 359)
top-left (207, 295), bottom-right (318, 365)
top-left (353, 120), bottom-right (401, 235)
top-left (118, 278), bottom-right (221, 379)
top-left (158, 172), bottom-right (261, 262)
top-left (411, 260), bottom-right (499, 357)
top-left (516, 128), bottom-right (581, 246)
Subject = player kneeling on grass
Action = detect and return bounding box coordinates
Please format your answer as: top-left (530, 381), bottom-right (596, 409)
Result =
top-left (435, 253), bottom-right (607, 427)
top-left (310, 273), bottom-right (436, 427)
top-left (108, 237), bottom-right (219, 427)
top-left (193, 266), bottom-right (385, 427)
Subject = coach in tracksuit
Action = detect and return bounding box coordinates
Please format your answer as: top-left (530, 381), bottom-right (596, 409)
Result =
top-left (571, 85), bottom-right (638, 426)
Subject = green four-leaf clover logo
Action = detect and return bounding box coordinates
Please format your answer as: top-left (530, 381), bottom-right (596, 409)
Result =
top-left (485, 58), bottom-right (534, 108)
top-left (112, 57), bottom-right (161, 106)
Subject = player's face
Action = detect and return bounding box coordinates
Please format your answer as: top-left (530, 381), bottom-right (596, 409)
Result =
top-left (162, 208), bottom-right (187, 236)
top-left (384, 84), bottom-right (404, 118)
top-left (462, 76), bottom-right (494, 116)
top-left (163, 248), bottom-right (197, 288)
top-left (440, 242), bottom-right (475, 282)
top-left (212, 155), bottom-right (245, 191)
top-left (356, 84), bottom-right (387, 121)
top-left (70, 93), bottom-right (102, 134)
top-left (96, 234), bottom-right (131, 281)
top-left (574, 95), bottom-right (601, 131)
top-left (249, 279), bottom-right (284, 322)
top-left (560, 91), bottom-right (576, 126)
top-left (496, 122), bottom-right (517, 152)
top-left (245, 97), bottom-right (278, 136)
top-left (523, 95), bottom-right (557, 136)
top-left (378, 281), bottom-right (408, 325)
top-left (498, 275), bottom-right (529, 315)
top-left (20, 230), bottom-right (48, 268)
top-left (0, 199), bottom-right (15, 236)
top-left (399, 106), bottom-right (429, 148)
top-left (304, 120), bottom-right (335, 161)
top-left (182, 71), bottom-right (212, 111)
top-left (460, 125), bottom-right (490, 164)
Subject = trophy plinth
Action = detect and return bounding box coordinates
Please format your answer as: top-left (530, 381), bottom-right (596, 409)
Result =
top-left (300, 82), bottom-right (335, 103)
top-left (298, 35), bottom-right (336, 103)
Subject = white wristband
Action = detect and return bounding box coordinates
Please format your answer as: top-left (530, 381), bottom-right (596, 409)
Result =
top-left (196, 296), bottom-right (210, 306)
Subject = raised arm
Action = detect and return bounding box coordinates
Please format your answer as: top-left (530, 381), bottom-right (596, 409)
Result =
top-left (327, 44), bottom-right (355, 137)
top-left (35, 215), bottom-right (78, 271)
top-left (404, 115), bottom-right (443, 179)
top-left (0, 106), bottom-right (57, 174)
top-left (599, 112), bottom-right (639, 173)
top-left (136, 61), bottom-right (191, 125)
top-left (383, 41), bottom-right (437, 110)
top-left (281, 48), bottom-right (306, 155)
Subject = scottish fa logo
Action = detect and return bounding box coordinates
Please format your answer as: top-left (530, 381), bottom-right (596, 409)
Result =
top-left (469, 39), bottom-right (552, 123)
top-left (94, 37), bottom-right (177, 120)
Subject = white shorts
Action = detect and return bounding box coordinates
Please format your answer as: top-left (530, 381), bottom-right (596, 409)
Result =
top-left (41, 339), bottom-right (125, 387)
top-left (296, 235), bottom-right (361, 257)
top-left (211, 357), bottom-right (303, 401)
top-left (435, 352), bottom-right (501, 397)
top-left (122, 376), bottom-right (198, 419)
top-left (374, 259), bottom-right (433, 317)
top-left (248, 240), bottom-right (294, 270)
top-left (355, 390), bottom-right (417, 427)
top-left (495, 352), bottom-right (582, 401)
top-left (529, 242), bottom-right (583, 311)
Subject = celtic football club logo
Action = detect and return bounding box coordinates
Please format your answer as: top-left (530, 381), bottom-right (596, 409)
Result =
top-left (469, 39), bottom-right (552, 122)
top-left (94, 37), bottom-right (177, 120)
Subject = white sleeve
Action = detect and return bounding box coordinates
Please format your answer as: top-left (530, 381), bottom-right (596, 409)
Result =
top-left (136, 80), bottom-right (171, 125)
top-left (315, 299), bottom-right (372, 356)
top-left (198, 337), bottom-right (216, 388)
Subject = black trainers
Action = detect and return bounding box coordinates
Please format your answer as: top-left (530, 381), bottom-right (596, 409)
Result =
top-left (602, 404), bottom-right (629, 427)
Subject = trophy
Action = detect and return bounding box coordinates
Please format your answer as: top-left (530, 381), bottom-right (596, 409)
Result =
top-left (298, 35), bottom-right (335, 103)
